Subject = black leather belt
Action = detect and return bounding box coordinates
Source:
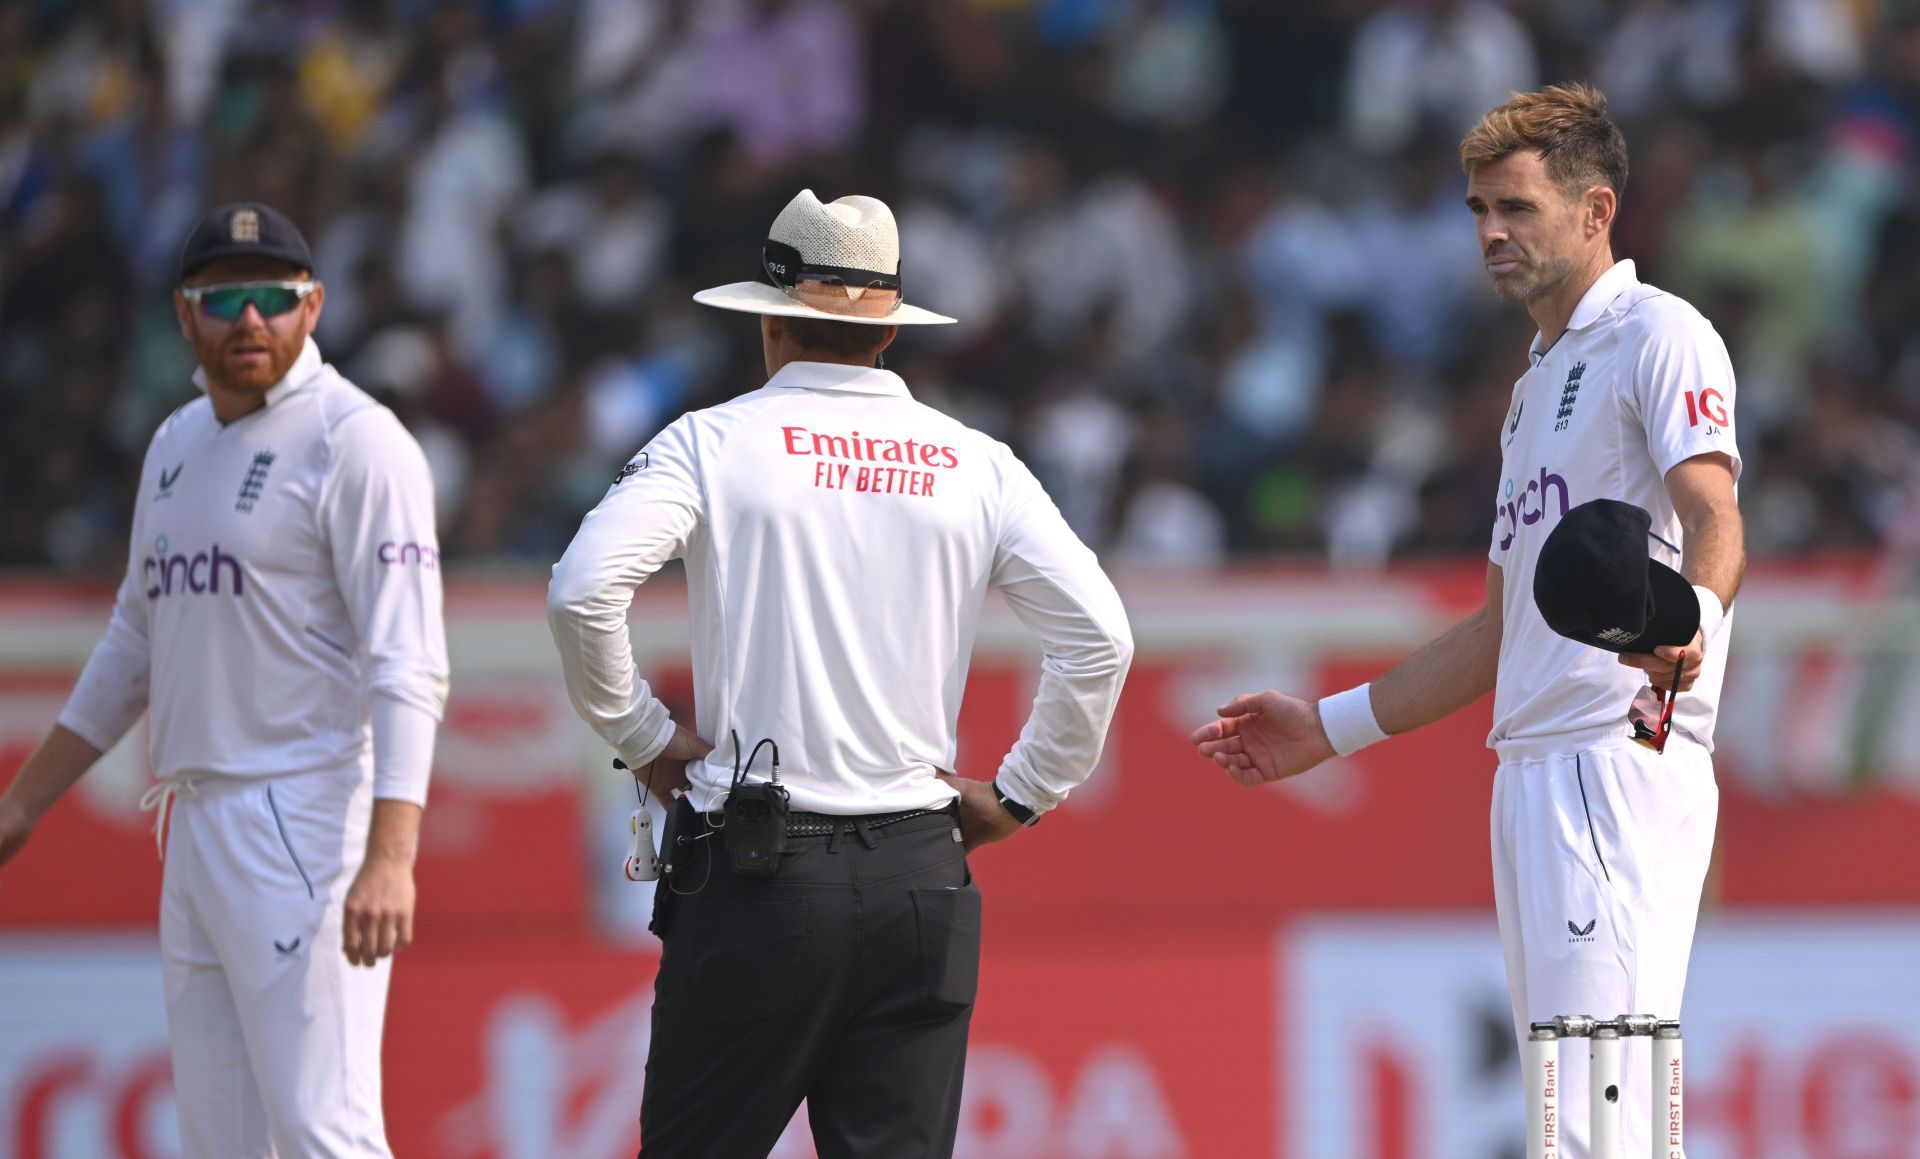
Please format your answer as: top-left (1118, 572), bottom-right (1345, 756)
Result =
top-left (704, 802), bottom-right (957, 838)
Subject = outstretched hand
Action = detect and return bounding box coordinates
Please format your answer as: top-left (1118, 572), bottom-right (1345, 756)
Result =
top-left (1188, 690), bottom-right (1337, 785)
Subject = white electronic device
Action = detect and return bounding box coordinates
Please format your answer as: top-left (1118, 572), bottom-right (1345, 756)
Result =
top-left (624, 808), bottom-right (659, 882)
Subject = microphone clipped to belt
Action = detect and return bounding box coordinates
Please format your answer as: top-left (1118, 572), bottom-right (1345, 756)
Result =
top-left (612, 731), bottom-right (789, 883)
top-left (719, 730), bottom-right (788, 876)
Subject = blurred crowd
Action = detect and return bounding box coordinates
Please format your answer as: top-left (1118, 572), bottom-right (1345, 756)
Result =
top-left (5, 0), bottom-right (1920, 571)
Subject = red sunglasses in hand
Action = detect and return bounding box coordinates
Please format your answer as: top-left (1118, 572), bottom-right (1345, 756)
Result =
top-left (1630, 654), bottom-right (1686, 754)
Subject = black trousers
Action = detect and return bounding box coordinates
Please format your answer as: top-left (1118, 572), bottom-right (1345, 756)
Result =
top-left (639, 806), bottom-right (981, 1159)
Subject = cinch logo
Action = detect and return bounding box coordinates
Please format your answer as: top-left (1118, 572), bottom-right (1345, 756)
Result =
top-left (1496, 467), bottom-right (1571, 551)
top-left (378, 541), bottom-right (439, 568)
top-left (144, 543), bottom-right (245, 598)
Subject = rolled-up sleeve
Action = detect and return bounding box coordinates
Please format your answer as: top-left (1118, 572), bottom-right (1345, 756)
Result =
top-left (988, 455), bottom-right (1133, 815)
top-left (548, 420), bottom-right (705, 766)
top-left (57, 562), bottom-right (153, 753)
top-left (322, 407), bottom-right (450, 804)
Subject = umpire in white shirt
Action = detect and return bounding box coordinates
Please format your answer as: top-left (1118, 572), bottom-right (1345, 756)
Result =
top-left (0, 202), bottom-right (449, 1158)
top-left (548, 189), bottom-right (1133, 1158)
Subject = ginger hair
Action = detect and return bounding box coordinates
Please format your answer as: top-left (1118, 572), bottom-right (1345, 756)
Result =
top-left (1459, 83), bottom-right (1629, 198)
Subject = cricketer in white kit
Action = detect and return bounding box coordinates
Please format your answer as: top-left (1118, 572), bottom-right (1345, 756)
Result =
top-left (1190, 86), bottom-right (1743, 1158)
top-left (0, 202), bottom-right (448, 1159)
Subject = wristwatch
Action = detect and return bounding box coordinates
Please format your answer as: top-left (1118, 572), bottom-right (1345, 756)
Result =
top-left (991, 779), bottom-right (1039, 827)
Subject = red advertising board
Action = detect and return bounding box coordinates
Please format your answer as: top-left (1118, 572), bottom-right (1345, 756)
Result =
top-left (6, 918), bottom-right (1915, 1158)
top-left (2, 563), bottom-right (1918, 1155)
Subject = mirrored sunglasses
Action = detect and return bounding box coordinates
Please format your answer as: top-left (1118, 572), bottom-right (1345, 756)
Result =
top-left (762, 240), bottom-right (901, 319)
top-left (784, 277), bottom-right (902, 318)
top-left (181, 281), bottom-right (316, 321)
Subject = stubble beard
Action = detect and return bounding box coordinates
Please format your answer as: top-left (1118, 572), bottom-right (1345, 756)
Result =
top-left (1492, 246), bottom-right (1577, 305)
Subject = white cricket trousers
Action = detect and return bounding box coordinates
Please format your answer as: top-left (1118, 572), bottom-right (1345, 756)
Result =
top-left (157, 763), bottom-right (393, 1158)
top-left (1491, 729), bottom-right (1717, 1159)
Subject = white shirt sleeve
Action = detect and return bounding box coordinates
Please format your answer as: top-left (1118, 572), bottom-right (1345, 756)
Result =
top-left (56, 564), bottom-right (152, 753)
top-left (989, 454), bottom-right (1134, 814)
top-left (1630, 306), bottom-right (1743, 481)
top-left (371, 693), bottom-right (439, 806)
top-left (548, 422), bottom-right (704, 767)
top-left (321, 408), bottom-right (450, 800)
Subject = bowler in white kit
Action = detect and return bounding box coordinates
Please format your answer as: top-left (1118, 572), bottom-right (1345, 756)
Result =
top-left (1190, 85), bottom-right (1743, 1157)
top-left (0, 202), bottom-right (449, 1158)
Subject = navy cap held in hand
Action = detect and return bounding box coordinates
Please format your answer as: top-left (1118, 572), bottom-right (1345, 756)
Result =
top-left (1533, 498), bottom-right (1699, 654)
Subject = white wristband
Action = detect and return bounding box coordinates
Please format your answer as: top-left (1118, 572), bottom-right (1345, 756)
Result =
top-left (1692, 584), bottom-right (1726, 645)
top-left (1318, 683), bottom-right (1389, 757)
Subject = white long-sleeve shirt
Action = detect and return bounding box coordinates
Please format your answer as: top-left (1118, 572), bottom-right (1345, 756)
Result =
top-left (57, 339), bottom-right (449, 802)
top-left (548, 360), bottom-right (1133, 816)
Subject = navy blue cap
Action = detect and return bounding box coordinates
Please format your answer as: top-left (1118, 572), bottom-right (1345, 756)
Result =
top-left (177, 202), bottom-right (314, 283)
top-left (1533, 499), bottom-right (1700, 654)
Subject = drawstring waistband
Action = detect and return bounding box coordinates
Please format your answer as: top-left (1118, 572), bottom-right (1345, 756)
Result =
top-left (137, 779), bottom-right (198, 859)
top-left (1493, 722), bottom-right (1631, 763)
top-left (1494, 720), bottom-right (1708, 764)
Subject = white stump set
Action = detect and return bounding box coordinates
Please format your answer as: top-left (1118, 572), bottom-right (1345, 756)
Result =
top-left (1525, 1015), bottom-right (1683, 1159)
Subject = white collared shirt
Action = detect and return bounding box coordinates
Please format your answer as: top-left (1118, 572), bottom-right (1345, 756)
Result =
top-left (58, 339), bottom-right (450, 800)
top-left (1489, 260), bottom-right (1742, 753)
top-left (548, 360), bottom-right (1134, 816)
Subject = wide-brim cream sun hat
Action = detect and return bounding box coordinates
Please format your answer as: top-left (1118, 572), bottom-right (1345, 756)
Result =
top-left (692, 189), bottom-right (956, 326)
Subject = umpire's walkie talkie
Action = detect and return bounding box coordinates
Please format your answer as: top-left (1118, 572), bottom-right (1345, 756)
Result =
top-left (722, 733), bottom-right (788, 876)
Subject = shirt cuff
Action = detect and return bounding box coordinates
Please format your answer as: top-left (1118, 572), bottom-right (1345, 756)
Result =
top-left (372, 694), bottom-right (439, 806)
top-left (990, 764), bottom-right (1060, 818)
top-left (54, 708), bottom-right (119, 755)
top-left (622, 713), bottom-right (680, 769)
top-left (59, 640), bottom-right (149, 753)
